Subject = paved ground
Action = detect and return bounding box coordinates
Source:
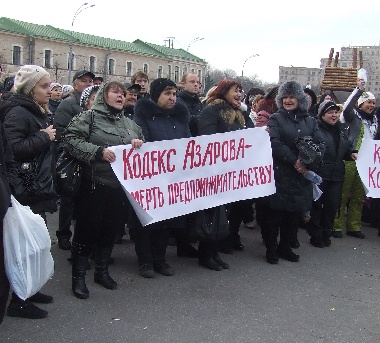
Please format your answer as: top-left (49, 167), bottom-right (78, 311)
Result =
top-left (1, 212), bottom-right (380, 343)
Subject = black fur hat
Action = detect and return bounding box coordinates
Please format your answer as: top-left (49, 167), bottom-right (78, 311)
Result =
top-left (275, 81), bottom-right (309, 111)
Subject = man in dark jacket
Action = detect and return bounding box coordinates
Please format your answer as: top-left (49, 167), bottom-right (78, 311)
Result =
top-left (0, 123), bottom-right (17, 325)
top-left (177, 73), bottom-right (204, 136)
top-left (53, 70), bottom-right (94, 250)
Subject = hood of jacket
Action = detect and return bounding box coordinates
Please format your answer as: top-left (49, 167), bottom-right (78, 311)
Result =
top-left (91, 83), bottom-right (124, 118)
top-left (207, 98), bottom-right (245, 127)
top-left (135, 97), bottom-right (190, 124)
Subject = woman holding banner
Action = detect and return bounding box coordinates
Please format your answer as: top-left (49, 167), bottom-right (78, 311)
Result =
top-left (133, 78), bottom-right (192, 278)
top-left (63, 81), bottom-right (144, 299)
top-left (196, 79), bottom-right (247, 271)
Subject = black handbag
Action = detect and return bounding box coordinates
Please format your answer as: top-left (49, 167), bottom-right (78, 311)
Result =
top-left (14, 149), bottom-right (57, 205)
top-left (55, 111), bottom-right (95, 197)
top-left (55, 151), bottom-right (82, 197)
top-left (192, 205), bottom-right (229, 242)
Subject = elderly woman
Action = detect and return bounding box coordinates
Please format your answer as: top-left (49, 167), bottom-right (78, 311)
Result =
top-left (3, 65), bottom-right (57, 319)
top-left (308, 100), bottom-right (356, 248)
top-left (63, 81), bottom-right (144, 299)
top-left (197, 79), bottom-right (249, 270)
top-left (262, 81), bottom-right (325, 264)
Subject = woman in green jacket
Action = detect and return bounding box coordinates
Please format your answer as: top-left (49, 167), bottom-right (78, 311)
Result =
top-left (63, 81), bottom-right (144, 299)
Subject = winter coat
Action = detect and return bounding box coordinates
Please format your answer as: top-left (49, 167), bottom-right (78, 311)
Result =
top-left (0, 123), bottom-right (17, 221)
top-left (197, 98), bottom-right (245, 136)
top-left (315, 120), bottom-right (353, 181)
top-left (266, 108), bottom-right (325, 212)
top-left (177, 89), bottom-right (204, 136)
top-left (134, 97), bottom-right (191, 142)
top-left (3, 93), bottom-right (57, 212)
top-left (63, 83), bottom-right (144, 189)
top-left (53, 90), bottom-right (83, 141)
top-left (48, 98), bottom-right (61, 117)
top-left (133, 97), bottom-right (190, 229)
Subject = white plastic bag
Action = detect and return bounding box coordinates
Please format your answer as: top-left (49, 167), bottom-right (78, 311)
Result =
top-left (3, 195), bottom-right (54, 300)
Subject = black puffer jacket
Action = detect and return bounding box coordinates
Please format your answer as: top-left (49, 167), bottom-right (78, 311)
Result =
top-left (315, 120), bottom-right (353, 181)
top-left (267, 108), bottom-right (325, 212)
top-left (198, 99), bottom-right (245, 135)
top-left (177, 89), bottom-right (204, 136)
top-left (3, 93), bottom-right (56, 212)
top-left (134, 97), bottom-right (191, 142)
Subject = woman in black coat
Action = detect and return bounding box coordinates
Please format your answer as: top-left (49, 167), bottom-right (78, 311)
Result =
top-left (263, 81), bottom-right (325, 264)
top-left (133, 78), bottom-right (192, 278)
top-left (308, 100), bottom-right (356, 248)
top-left (3, 65), bottom-right (56, 319)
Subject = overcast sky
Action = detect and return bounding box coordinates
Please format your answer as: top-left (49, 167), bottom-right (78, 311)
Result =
top-left (2, 0), bottom-right (380, 83)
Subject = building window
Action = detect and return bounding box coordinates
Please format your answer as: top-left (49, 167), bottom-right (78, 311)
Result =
top-left (90, 56), bottom-right (96, 73)
top-left (174, 66), bottom-right (179, 83)
top-left (44, 49), bottom-right (52, 68)
top-left (126, 61), bottom-right (132, 77)
top-left (191, 68), bottom-right (195, 73)
top-left (183, 66), bottom-right (187, 75)
top-left (158, 66), bottom-right (163, 78)
top-left (198, 70), bottom-right (202, 80)
top-left (168, 65), bottom-right (172, 79)
top-left (108, 58), bottom-right (115, 75)
top-left (143, 63), bottom-right (148, 73)
top-left (12, 46), bottom-right (21, 65)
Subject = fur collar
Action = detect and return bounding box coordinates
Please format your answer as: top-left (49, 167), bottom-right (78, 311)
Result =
top-left (208, 98), bottom-right (245, 126)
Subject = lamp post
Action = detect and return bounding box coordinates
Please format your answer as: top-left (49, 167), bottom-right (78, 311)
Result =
top-left (68, 2), bottom-right (95, 83)
top-left (187, 37), bottom-right (204, 51)
top-left (241, 54), bottom-right (259, 78)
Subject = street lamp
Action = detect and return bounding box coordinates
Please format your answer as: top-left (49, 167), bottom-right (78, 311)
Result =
top-left (187, 37), bottom-right (204, 51)
top-left (68, 2), bottom-right (95, 83)
top-left (241, 54), bottom-right (259, 78)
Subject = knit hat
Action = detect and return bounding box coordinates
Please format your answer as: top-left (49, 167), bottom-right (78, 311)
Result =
top-left (80, 85), bottom-right (100, 109)
top-left (50, 82), bottom-right (62, 91)
top-left (275, 81), bottom-right (309, 111)
top-left (358, 91), bottom-right (375, 107)
top-left (317, 100), bottom-right (340, 118)
top-left (150, 78), bottom-right (177, 103)
top-left (14, 65), bottom-right (50, 95)
top-left (61, 85), bottom-right (74, 99)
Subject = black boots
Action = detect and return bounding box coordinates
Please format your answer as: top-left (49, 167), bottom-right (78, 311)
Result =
top-left (94, 247), bottom-right (117, 290)
top-left (72, 256), bottom-right (90, 299)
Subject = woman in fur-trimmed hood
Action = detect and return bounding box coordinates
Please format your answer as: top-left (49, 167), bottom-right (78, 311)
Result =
top-left (262, 80), bottom-right (325, 265)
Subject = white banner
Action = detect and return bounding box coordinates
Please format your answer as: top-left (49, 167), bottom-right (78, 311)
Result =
top-left (356, 138), bottom-right (380, 197)
top-left (109, 127), bottom-right (275, 226)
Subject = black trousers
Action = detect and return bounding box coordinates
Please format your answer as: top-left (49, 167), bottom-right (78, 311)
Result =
top-left (0, 221), bottom-right (9, 325)
top-left (56, 195), bottom-right (74, 240)
top-left (309, 181), bottom-right (343, 240)
top-left (261, 206), bottom-right (299, 251)
top-left (73, 179), bottom-right (127, 251)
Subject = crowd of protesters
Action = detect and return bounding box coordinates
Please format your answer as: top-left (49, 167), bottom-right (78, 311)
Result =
top-left (0, 64), bottom-right (379, 324)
